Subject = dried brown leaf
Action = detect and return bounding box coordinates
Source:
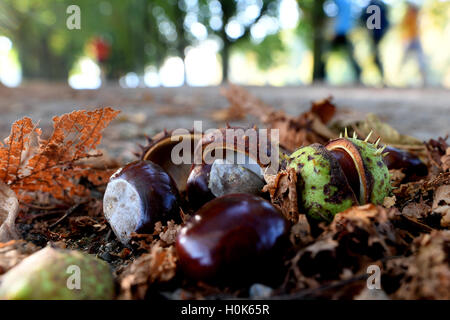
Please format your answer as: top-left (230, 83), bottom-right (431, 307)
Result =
top-left (221, 84), bottom-right (337, 152)
top-left (118, 243), bottom-right (177, 300)
top-left (394, 230), bottom-right (450, 299)
top-left (263, 168), bottom-right (299, 223)
top-left (0, 108), bottom-right (120, 202)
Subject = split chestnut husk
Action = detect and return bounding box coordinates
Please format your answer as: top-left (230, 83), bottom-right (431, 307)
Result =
top-left (141, 130), bottom-right (202, 193)
top-left (289, 135), bottom-right (391, 222)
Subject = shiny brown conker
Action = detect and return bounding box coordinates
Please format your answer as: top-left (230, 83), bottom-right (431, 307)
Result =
top-left (176, 193), bottom-right (289, 284)
top-left (103, 160), bottom-right (180, 244)
top-left (329, 148), bottom-right (361, 200)
top-left (383, 146), bottom-right (428, 180)
top-left (186, 164), bottom-right (214, 210)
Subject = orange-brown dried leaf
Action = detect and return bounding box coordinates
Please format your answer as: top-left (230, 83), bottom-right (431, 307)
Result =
top-left (0, 108), bottom-right (120, 202)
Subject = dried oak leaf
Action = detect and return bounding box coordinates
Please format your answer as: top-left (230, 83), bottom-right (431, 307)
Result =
top-left (220, 84), bottom-right (337, 152)
top-left (0, 108), bottom-right (120, 202)
top-left (394, 230), bottom-right (450, 300)
top-left (0, 181), bottom-right (19, 242)
top-left (118, 243), bottom-right (177, 300)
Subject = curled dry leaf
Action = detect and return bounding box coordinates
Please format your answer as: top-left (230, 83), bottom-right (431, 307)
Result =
top-left (263, 168), bottom-right (299, 223)
top-left (425, 137), bottom-right (449, 176)
top-left (0, 181), bottom-right (19, 242)
top-left (118, 243), bottom-right (177, 300)
top-left (354, 113), bottom-right (424, 148)
top-left (0, 108), bottom-right (120, 202)
top-left (394, 230), bottom-right (450, 300)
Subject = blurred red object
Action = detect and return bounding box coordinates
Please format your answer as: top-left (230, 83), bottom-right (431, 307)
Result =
top-left (88, 37), bottom-right (111, 63)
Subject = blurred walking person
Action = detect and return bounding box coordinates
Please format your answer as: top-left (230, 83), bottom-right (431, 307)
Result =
top-left (330, 0), bottom-right (361, 81)
top-left (399, 3), bottom-right (427, 85)
top-left (361, 0), bottom-right (390, 81)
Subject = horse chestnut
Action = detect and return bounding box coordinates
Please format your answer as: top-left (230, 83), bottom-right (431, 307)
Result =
top-left (176, 193), bottom-right (288, 284)
top-left (186, 164), bottom-right (215, 210)
top-left (289, 135), bottom-right (391, 222)
top-left (103, 160), bottom-right (180, 244)
top-left (383, 146), bottom-right (428, 180)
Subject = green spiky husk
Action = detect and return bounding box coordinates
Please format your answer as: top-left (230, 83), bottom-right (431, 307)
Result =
top-left (288, 144), bottom-right (357, 222)
top-left (347, 137), bottom-right (391, 204)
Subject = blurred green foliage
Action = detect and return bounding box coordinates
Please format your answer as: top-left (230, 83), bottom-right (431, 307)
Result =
top-left (0, 0), bottom-right (284, 82)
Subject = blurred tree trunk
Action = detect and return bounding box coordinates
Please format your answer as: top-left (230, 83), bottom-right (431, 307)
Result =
top-left (311, 0), bottom-right (326, 81)
top-left (173, 2), bottom-right (188, 85)
top-left (220, 30), bottom-right (231, 83)
top-left (219, 2), bottom-right (234, 84)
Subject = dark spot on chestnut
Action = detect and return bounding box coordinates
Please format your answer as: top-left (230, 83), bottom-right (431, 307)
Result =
top-left (307, 155), bottom-right (314, 161)
top-left (176, 193), bottom-right (289, 285)
top-left (103, 160), bottom-right (180, 244)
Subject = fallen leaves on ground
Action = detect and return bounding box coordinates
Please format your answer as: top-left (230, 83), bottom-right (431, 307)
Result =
top-left (394, 230), bottom-right (450, 299)
top-left (118, 243), bottom-right (178, 300)
top-left (220, 85), bottom-right (337, 152)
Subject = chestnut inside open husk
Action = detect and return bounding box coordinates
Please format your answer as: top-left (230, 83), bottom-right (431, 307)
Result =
top-left (176, 193), bottom-right (289, 285)
top-left (289, 136), bottom-right (391, 222)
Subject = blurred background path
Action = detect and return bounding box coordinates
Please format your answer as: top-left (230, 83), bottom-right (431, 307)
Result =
top-left (0, 83), bottom-right (448, 162)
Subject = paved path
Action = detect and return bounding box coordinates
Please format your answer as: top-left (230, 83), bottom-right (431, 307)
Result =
top-left (0, 83), bottom-right (449, 162)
